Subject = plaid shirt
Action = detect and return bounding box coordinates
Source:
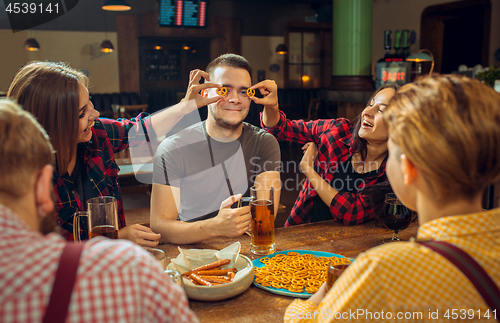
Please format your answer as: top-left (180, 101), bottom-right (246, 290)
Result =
top-left (53, 114), bottom-right (155, 240)
top-left (0, 204), bottom-right (198, 323)
top-left (261, 111), bottom-right (387, 226)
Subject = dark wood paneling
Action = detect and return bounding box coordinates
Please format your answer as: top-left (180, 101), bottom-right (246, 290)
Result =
top-left (117, 15), bottom-right (141, 93)
top-left (117, 12), bottom-right (241, 94)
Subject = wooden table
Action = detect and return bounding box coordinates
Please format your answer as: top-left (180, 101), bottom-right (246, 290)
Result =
top-left (125, 208), bottom-right (419, 323)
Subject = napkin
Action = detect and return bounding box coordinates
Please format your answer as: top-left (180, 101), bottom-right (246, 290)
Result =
top-left (169, 242), bottom-right (247, 286)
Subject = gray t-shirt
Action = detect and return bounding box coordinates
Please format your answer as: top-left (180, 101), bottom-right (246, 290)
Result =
top-left (153, 121), bottom-right (281, 222)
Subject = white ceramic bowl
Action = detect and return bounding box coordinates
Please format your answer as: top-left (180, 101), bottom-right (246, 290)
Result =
top-left (168, 255), bottom-right (254, 301)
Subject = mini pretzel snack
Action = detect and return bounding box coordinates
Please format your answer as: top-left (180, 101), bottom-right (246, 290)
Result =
top-left (246, 88), bottom-right (255, 98)
top-left (216, 87), bottom-right (228, 96)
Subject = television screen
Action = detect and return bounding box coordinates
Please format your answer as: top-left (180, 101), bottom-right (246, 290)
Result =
top-left (159, 0), bottom-right (208, 28)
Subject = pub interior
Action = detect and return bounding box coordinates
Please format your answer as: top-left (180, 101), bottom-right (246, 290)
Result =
top-left (1, 0), bottom-right (500, 322)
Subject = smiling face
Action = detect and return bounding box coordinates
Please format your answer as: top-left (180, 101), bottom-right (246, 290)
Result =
top-left (358, 88), bottom-right (396, 143)
top-left (77, 83), bottom-right (100, 143)
top-left (207, 66), bottom-right (252, 130)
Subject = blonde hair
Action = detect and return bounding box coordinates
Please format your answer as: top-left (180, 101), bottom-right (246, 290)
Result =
top-left (385, 74), bottom-right (500, 200)
top-left (7, 61), bottom-right (88, 175)
top-left (0, 99), bottom-right (54, 199)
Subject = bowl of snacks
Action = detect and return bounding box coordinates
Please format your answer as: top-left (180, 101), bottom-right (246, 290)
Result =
top-left (167, 242), bottom-right (254, 301)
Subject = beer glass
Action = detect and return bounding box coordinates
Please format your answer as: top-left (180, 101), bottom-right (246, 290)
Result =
top-left (145, 247), bottom-right (167, 269)
top-left (250, 185), bottom-right (275, 255)
top-left (73, 196), bottom-right (119, 242)
top-left (165, 270), bottom-right (184, 290)
top-left (326, 259), bottom-right (351, 291)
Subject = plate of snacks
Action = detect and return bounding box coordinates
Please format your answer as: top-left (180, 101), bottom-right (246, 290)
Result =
top-left (252, 250), bottom-right (351, 298)
top-left (167, 242), bottom-right (254, 301)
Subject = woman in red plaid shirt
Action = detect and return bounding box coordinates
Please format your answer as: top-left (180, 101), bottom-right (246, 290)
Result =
top-left (7, 61), bottom-right (221, 245)
top-left (255, 81), bottom-right (399, 226)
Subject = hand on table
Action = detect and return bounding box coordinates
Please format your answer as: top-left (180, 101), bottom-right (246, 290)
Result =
top-left (182, 69), bottom-right (222, 109)
top-left (300, 142), bottom-right (318, 175)
top-left (308, 282), bottom-right (328, 306)
top-left (249, 80), bottom-right (279, 110)
top-left (214, 194), bottom-right (251, 238)
top-left (119, 224), bottom-right (161, 247)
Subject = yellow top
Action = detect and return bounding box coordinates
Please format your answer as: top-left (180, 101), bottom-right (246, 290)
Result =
top-left (284, 209), bottom-right (500, 323)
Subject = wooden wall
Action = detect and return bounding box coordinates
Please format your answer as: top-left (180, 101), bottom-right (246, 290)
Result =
top-left (117, 13), bottom-right (241, 93)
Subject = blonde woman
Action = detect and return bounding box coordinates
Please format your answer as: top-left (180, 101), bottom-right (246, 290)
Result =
top-left (284, 74), bottom-right (500, 322)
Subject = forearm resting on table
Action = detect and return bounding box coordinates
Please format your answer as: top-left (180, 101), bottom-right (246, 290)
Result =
top-left (262, 105), bottom-right (280, 128)
top-left (304, 167), bottom-right (338, 207)
top-left (150, 183), bottom-right (218, 244)
top-left (150, 217), bottom-right (219, 244)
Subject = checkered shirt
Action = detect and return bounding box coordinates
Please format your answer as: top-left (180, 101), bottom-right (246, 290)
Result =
top-left (284, 208), bottom-right (500, 323)
top-left (53, 114), bottom-right (155, 240)
top-left (261, 111), bottom-right (387, 226)
top-left (0, 204), bottom-right (198, 323)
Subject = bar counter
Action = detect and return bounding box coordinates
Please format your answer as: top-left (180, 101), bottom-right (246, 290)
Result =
top-left (125, 208), bottom-right (419, 323)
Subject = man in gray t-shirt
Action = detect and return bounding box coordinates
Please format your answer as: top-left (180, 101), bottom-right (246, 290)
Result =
top-left (150, 54), bottom-right (281, 244)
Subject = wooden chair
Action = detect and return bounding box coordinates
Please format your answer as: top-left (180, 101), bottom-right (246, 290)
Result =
top-left (305, 98), bottom-right (321, 121)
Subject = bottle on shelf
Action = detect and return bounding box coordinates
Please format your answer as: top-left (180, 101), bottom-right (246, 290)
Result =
top-left (383, 30), bottom-right (392, 61)
top-left (393, 30), bottom-right (403, 61)
top-left (401, 29), bottom-right (410, 59)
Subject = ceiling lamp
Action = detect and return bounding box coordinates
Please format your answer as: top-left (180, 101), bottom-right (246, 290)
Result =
top-left (275, 44), bottom-right (288, 55)
top-left (102, 0), bottom-right (131, 11)
top-left (100, 40), bottom-right (114, 53)
top-left (24, 38), bottom-right (40, 51)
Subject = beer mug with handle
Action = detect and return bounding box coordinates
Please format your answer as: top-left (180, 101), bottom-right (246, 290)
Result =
top-left (73, 196), bottom-right (119, 242)
top-left (250, 185), bottom-right (275, 255)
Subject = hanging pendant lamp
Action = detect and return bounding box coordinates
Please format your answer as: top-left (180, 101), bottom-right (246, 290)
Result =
top-left (275, 43), bottom-right (288, 55)
top-left (100, 40), bottom-right (114, 53)
top-left (24, 38), bottom-right (40, 51)
top-left (102, 0), bottom-right (131, 11)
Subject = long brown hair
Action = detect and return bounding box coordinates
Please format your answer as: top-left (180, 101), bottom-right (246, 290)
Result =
top-left (7, 61), bottom-right (88, 175)
top-left (350, 83), bottom-right (400, 159)
top-left (0, 99), bottom-right (54, 199)
top-left (385, 74), bottom-right (500, 200)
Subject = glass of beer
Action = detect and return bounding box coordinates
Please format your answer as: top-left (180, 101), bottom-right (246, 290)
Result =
top-left (73, 196), bottom-right (119, 241)
top-left (326, 258), bottom-right (351, 291)
top-left (250, 185), bottom-right (275, 255)
top-left (145, 247), bottom-right (167, 269)
top-left (165, 269), bottom-right (184, 290)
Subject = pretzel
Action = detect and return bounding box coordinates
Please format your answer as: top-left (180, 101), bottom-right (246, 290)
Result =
top-left (254, 252), bottom-right (350, 294)
top-left (246, 88), bottom-right (255, 98)
top-left (216, 87), bottom-right (227, 96)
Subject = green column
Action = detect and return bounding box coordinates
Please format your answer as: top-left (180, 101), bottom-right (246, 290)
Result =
top-left (333, 0), bottom-right (372, 76)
